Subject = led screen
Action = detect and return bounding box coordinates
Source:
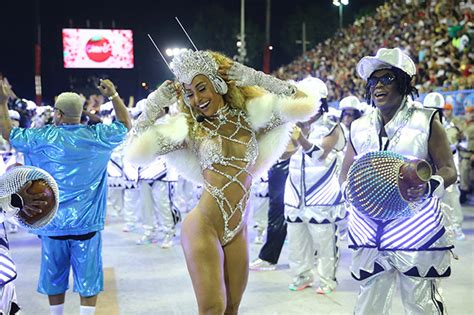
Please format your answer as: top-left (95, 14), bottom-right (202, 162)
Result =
top-left (63, 28), bottom-right (134, 68)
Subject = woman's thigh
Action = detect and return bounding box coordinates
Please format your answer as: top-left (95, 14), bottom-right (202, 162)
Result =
top-left (222, 226), bottom-right (249, 312)
top-left (181, 209), bottom-right (226, 313)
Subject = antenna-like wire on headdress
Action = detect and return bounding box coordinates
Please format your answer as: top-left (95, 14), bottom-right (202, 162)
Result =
top-left (147, 34), bottom-right (173, 73)
top-left (175, 17), bottom-right (198, 51)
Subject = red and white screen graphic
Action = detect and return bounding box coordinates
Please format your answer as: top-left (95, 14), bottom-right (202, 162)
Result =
top-left (63, 29), bottom-right (134, 69)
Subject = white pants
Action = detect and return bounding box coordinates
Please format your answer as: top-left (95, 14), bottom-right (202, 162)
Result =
top-left (442, 184), bottom-right (463, 229)
top-left (287, 221), bottom-right (338, 289)
top-left (172, 178), bottom-right (201, 214)
top-left (107, 187), bottom-right (123, 216)
top-left (141, 181), bottom-right (180, 235)
top-left (123, 185), bottom-right (141, 225)
top-left (355, 268), bottom-right (446, 315)
top-left (0, 281), bottom-right (19, 314)
top-left (249, 195), bottom-right (269, 232)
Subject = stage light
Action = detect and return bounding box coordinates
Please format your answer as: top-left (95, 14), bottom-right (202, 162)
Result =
top-left (268, 45), bottom-right (273, 50)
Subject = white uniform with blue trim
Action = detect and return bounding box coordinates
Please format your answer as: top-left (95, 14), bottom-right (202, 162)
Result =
top-left (284, 114), bottom-right (346, 290)
top-left (348, 99), bottom-right (452, 315)
top-left (139, 156), bottom-right (181, 238)
top-left (0, 225), bottom-right (18, 314)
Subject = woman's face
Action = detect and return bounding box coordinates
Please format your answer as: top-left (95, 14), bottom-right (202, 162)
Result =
top-left (368, 69), bottom-right (403, 111)
top-left (183, 75), bottom-right (224, 118)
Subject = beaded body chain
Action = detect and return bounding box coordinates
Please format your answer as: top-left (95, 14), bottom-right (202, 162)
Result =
top-left (192, 105), bottom-right (258, 245)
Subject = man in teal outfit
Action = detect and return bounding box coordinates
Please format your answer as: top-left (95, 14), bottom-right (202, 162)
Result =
top-left (0, 78), bottom-right (131, 315)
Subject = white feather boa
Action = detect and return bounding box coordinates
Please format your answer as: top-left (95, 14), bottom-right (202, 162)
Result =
top-left (125, 90), bottom-right (318, 184)
top-left (125, 114), bottom-right (188, 165)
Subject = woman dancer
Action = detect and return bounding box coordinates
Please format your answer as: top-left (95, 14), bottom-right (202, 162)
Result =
top-left (126, 50), bottom-right (318, 314)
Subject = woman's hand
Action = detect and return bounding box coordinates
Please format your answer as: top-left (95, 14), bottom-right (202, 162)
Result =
top-left (218, 63), bottom-right (233, 83)
top-left (218, 61), bottom-right (260, 87)
top-left (149, 80), bottom-right (179, 107)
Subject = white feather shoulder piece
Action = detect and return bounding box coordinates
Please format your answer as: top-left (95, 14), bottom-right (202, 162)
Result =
top-left (125, 113), bottom-right (188, 165)
top-left (246, 91), bottom-right (318, 130)
top-left (246, 90), bottom-right (319, 178)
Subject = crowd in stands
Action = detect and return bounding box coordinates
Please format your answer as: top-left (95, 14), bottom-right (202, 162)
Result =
top-left (2, 0), bottom-right (473, 126)
top-left (274, 0), bottom-right (473, 103)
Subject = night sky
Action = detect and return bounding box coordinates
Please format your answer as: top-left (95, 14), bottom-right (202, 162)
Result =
top-left (1, 0), bottom-right (384, 104)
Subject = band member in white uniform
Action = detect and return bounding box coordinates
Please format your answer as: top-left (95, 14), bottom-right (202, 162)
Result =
top-left (284, 77), bottom-right (346, 294)
top-left (248, 174), bottom-right (269, 244)
top-left (340, 48), bottom-right (457, 315)
top-left (137, 156), bottom-right (181, 248)
top-left (106, 146), bottom-right (125, 218)
top-left (423, 92), bottom-right (465, 240)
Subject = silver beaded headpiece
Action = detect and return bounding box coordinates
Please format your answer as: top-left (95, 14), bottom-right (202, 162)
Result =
top-left (170, 49), bottom-right (228, 95)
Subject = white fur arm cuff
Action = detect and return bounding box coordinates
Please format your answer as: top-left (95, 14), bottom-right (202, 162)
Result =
top-left (246, 93), bottom-right (318, 132)
top-left (126, 113), bottom-right (189, 165)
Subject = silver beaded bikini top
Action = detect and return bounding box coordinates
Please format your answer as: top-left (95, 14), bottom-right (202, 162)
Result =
top-left (191, 105), bottom-right (258, 245)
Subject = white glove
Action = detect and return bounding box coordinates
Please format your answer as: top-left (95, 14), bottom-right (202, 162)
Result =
top-left (227, 62), bottom-right (297, 96)
top-left (133, 80), bottom-right (177, 134)
top-left (147, 80), bottom-right (178, 109)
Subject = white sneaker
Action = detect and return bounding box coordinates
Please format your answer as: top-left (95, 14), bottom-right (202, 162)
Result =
top-left (316, 285), bottom-right (334, 295)
top-left (161, 234), bottom-right (175, 249)
top-left (122, 223), bottom-right (136, 232)
top-left (136, 234), bottom-right (156, 245)
top-left (288, 275), bottom-right (313, 291)
top-left (249, 258), bottom-right (276, 271)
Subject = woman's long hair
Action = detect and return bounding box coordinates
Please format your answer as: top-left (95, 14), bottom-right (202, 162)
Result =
top-left (177, 51), bottom-right (265, 139)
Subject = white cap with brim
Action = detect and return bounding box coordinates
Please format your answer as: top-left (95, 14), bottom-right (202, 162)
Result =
top-left (423, 92), bottom-right (445, 109)
top-left (339, 95), bottom-right (361, 111)
top-left (297, 76), bottom-right (328, 99)
top-left (54, 92), bottom-right (83, 119)
top-left (356, 47), bottom-right (416, 81)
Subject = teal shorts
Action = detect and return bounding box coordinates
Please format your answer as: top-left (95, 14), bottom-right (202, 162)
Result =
top-left (37, 232), bottom-right (103, 297)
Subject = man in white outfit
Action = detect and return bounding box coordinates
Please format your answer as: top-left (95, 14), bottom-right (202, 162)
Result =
top-left (285, 77), bottom-right (346, 294)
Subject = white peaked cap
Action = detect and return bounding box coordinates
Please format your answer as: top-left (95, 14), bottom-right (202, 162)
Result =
top-left (357, 47), bottom-right (416, 81)
top-left (339, 95), bottom-right (361, 110)
top-left (423, 92), bottom-right (445, 109)
top-left (297, 76), bottom-right (328, 99)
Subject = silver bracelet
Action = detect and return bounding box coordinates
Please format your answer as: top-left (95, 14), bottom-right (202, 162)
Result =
top-left (109, 92), bottom-right (119, 101)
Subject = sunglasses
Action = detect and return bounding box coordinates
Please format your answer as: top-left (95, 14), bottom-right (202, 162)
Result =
top-left (367, 73), bottom-right (396, 88)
